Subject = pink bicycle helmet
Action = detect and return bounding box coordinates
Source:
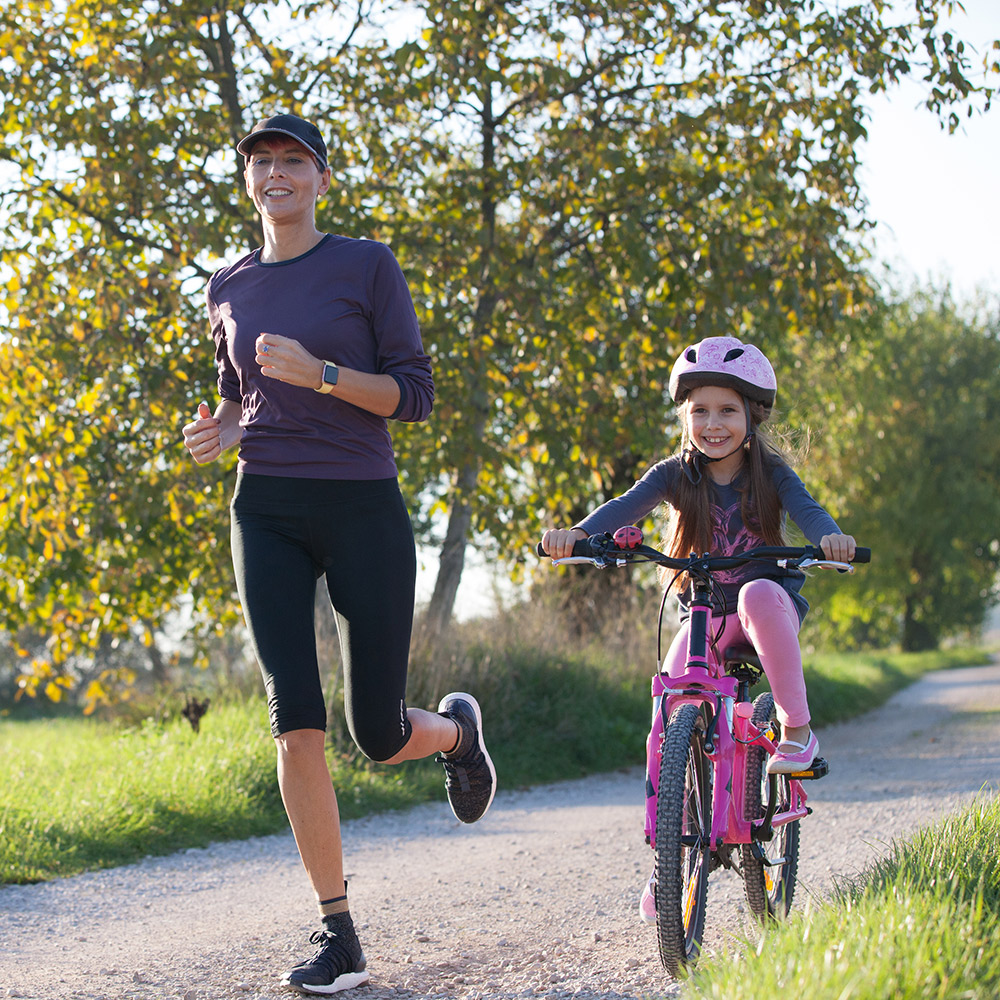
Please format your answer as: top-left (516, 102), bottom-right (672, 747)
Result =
top-left (669, 336), bottom-right (776, 410)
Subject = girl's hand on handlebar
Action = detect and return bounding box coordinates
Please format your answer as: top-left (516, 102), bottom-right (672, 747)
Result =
top-left (540, 527), bottom-right (587, 560)
top-left (820, 533), bottom-right (856, 562)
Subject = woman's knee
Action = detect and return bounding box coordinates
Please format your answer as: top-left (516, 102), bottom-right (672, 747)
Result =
top-left (274, 727), bottom-right (327, 767)
top-left (349, 705), bottom-right (411, 763)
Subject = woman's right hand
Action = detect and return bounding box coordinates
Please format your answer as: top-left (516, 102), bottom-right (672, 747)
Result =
top-left (540, 527), bottom-right (587, 560)
top-left (182, 402), bottom-right (222, 465)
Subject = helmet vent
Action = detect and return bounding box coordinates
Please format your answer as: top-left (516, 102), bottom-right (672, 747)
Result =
top-left (723, 348), bottom-right (745, 363)
top-left (685, 348), bottom-right (698, 362)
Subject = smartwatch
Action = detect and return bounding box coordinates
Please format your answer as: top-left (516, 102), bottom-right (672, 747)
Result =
top-left (316, 361), bottom-right (339, 394)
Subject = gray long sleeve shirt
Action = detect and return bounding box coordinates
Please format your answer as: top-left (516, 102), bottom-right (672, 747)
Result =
top-left (576, 455), bottom-right (842, 621)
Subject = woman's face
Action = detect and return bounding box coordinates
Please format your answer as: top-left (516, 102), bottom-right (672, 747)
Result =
top-left (243, 137), bottom-right (331, 224)
top-left (684, 385), bottom-right (747, 466)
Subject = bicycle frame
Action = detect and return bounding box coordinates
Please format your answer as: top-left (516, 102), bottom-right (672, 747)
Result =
top-left (646, 574), bottom-right (810, 856)
top-left (647, 669), bottom-right (810, 853)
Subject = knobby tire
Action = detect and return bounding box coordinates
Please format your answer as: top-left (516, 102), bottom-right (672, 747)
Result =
top-left (740, 691), bottom-right (800, 920)
top-left (654, 702), bottom-right (711, 976)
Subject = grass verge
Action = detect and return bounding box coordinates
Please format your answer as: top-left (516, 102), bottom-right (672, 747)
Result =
top-left (686, 794), bottom-right (1000, 999)
top-left (0, 644), bottom-right (990, 884)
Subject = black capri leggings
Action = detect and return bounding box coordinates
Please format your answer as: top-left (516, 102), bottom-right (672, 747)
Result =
top-left (231, 472), bottom-right (415, 760)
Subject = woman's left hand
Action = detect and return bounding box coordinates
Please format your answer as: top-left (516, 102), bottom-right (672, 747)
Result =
top-left (820, 533), bottom-right (856, 562)
top-left (256, 333), bottom-right (324, 390)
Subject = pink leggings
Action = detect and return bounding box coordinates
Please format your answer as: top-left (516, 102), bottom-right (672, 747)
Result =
top-left (662, 578), bottom-right (810, 728)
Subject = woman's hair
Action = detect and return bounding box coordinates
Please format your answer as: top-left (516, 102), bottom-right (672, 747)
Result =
top-left (662, 398), bottom-right (789, 593)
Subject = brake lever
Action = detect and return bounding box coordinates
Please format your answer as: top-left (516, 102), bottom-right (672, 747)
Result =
top-left (795, 557), bottom-right (855, 574)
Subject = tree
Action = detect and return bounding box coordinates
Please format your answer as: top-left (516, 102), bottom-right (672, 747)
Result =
top-left (351, 0), bottom-right (997, 637)
top-left (0, 0), bottom-right (995, 699)
top-left (788, 286), bottom-right (1000, 651)
top-left (0, 0), bottom-right (365, 700)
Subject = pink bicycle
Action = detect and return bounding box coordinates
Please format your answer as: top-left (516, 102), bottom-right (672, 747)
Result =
top-left (543, 529), bottom-right (869, 975)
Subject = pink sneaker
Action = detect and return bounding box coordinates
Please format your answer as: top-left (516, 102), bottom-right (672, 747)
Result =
top-left (766, 730), bottom-right (819, 774)
top-left (638, 872), bottom-right (656, 924)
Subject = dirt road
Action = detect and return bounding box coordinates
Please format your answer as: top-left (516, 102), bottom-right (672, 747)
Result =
top-left (2, 660), bottom-right (999, 1000)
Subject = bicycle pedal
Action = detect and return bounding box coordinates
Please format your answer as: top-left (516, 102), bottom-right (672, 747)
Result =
top-left (790, 756), bottom-right (829, 780)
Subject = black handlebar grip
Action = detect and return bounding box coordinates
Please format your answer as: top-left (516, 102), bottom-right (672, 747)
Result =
top-left (535, 537), bottom-right (600, 558)
top-left (853, 547), bottom-right (871, 564)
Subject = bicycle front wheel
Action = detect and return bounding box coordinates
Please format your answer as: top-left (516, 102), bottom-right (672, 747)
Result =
top-left (740, 691), bottom-right (799, 920)
top-left (654, 702), bottom-right (712, 976)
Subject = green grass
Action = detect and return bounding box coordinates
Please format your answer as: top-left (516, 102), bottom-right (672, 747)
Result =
top-left (687, 794), bottom-right (1000, 999)
top-left (0, 701), bottom-right (284, 883)
top-left (0, 644), bottom-right (989, 884)
top-left (802, 646), bottom-right (988, 729)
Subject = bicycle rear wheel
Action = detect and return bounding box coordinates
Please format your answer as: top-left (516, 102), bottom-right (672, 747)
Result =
top-left (654, 702), bottom-right (712, 976)
top-left (740, 691), bottom-right (799, 920)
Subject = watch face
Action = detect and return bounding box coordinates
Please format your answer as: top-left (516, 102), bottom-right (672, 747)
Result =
top-left (323, 363), bottom-right (338, 386)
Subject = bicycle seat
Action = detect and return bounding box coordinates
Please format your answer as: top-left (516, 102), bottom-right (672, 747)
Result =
top-left (723, 643), bottom-right (763, 671)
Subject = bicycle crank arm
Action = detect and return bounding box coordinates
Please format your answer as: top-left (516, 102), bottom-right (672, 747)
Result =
top-left (749, 842), bottom-right (788, 868)
top-left (680, 833), bottom-right (707, 848)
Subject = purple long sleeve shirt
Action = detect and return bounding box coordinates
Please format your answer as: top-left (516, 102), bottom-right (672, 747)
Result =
top-left (208, 234), bottom-right (433, 479)
top-left (576, 455), bottom-right (842, 620)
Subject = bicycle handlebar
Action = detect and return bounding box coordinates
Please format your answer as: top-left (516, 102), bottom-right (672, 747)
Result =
top-left (536, 534), bottom-right (870, 569)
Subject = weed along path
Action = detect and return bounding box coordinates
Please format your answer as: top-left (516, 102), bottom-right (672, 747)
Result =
top-left (3, 659), bottom-right (999, 1000)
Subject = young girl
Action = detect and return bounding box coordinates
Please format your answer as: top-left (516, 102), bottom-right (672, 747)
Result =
top-left (540, 335), bottom-right (855, 922)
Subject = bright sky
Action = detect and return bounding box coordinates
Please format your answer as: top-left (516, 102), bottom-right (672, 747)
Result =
top-left (858, 0), bottom-right (999, 298)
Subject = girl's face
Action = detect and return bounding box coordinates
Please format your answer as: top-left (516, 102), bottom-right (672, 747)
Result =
top-left (244, 138), bottom-right (331, 224)
top-left (684, 385), bottom-right (747, 477)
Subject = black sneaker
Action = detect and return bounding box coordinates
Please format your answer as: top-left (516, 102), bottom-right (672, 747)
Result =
top-left (282, 929), bottom-right (370, 995)
top-left (436, 691), bottom-right (496, 823)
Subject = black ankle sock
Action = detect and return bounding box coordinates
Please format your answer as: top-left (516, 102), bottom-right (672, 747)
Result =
top-left (322, 909), bottom-right (356, 938)
top-left (440, 713), bottom-right (463, 756)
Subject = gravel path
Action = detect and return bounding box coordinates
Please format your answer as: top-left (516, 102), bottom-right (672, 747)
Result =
top-left (2, 659), bottom-right (999, 1000)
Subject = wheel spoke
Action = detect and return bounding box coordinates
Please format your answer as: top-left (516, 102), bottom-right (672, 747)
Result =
top-left (682, 857), bottom-right (702, 929)
top-left (741, 693), bottom-right (799, 921)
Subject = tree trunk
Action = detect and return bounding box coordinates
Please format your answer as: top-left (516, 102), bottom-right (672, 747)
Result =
top-left (146, 635), bottom-right (170, 687)
top-left (421, 460), bottom-right (478, 645)
top-left (418, 78), bottom-right (499, 649)
top-left (901, 594), bottom-right (937, 652)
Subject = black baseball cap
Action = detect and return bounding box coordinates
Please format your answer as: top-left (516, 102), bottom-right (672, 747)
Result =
top-left (236, 113), bottom-right (328, 169)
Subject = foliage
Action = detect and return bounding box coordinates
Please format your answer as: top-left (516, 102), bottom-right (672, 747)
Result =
top-left (687, 794), bottom-right (1000, 999)
top-left (375, 0), bottom-right (996, 631)
top-left (0, 0), bottom-right (996, 697)
top-left (801, 645), bottom-right (991, 727)
top-left (1, 631), bottom-right (985, 883)
top-left (789, 286), bottom-right (1000, 651)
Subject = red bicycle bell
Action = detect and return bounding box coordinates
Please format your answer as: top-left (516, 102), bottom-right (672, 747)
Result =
top-left (613, 525), bottom-right (644, 549)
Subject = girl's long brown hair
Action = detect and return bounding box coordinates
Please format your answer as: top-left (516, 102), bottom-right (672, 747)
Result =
top-left (663, 399), bottom-right (787, 593)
